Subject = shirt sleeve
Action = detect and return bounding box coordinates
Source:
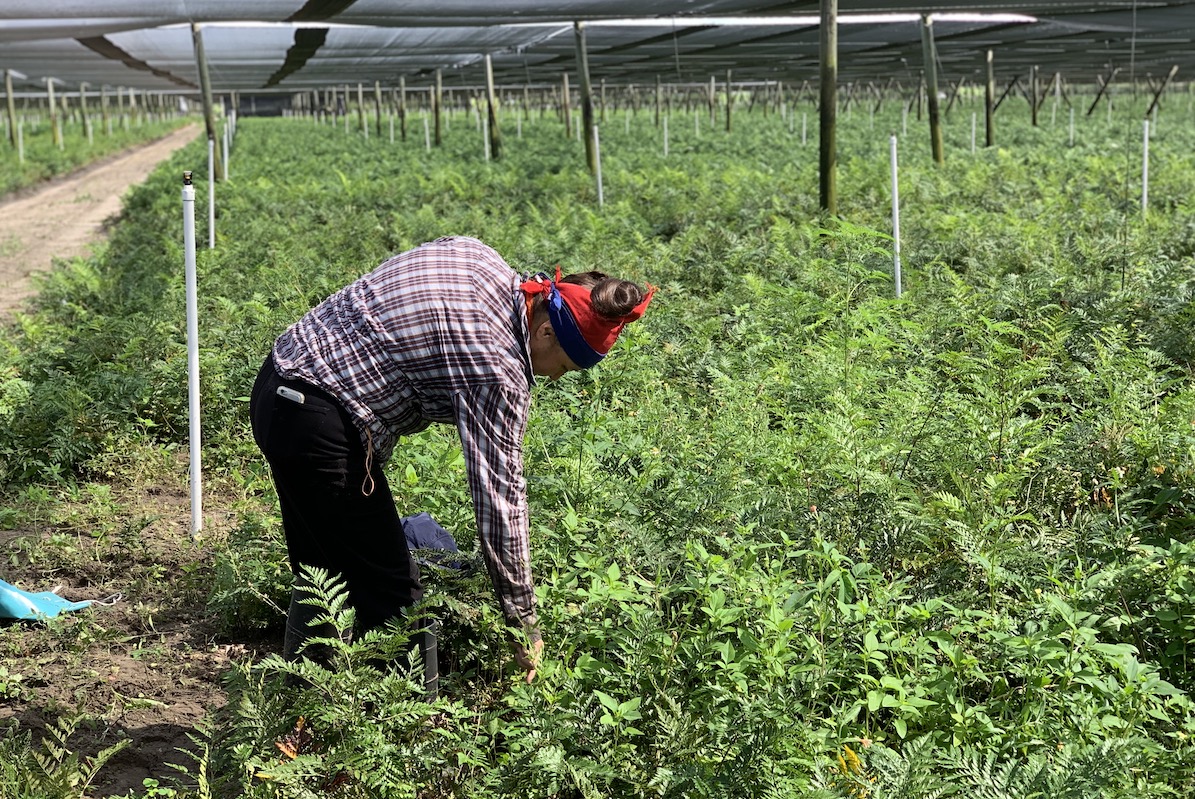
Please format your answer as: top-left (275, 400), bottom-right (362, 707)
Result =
top-left (452, 383), bottom-right (539, 638)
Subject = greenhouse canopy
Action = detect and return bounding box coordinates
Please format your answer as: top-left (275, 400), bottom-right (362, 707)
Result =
top-left (1, 2), bottom-right (1192, 94)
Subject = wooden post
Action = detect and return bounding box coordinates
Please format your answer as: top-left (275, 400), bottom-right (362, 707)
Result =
top-left (819, 0), bottom-right (838, 214)
top-left (708, 75), bottom-right (716, 127)
top-left (655, 74), bottom-right (662, 128)
top-left (191, 23), bottom-right (225, 180)
top-left (944, 77), bottom-right (965, 115)
top-left (1030, 65), bottom-right (1039, 126)
top-left (561, 72), bottom-right (571, 136)
top-left (575, 21), bottom-right (597, 175)
top-left (79, 82), bottom-right (91, 142)
top-left (374, 80), bottom-right (383, 137)
top-left (1087, 67), bottom-right (1120, 116)
top-left (985, 50), bottom-right (996, 147)
top-left (100, 85), bottom-right (110, 135)
top-left (725, 69), bottom-right (732, 132)
top-left (399, 77), bottom-right (407, 140)
top-left (484, 53), bottom-right (502, 160)
top-left (46, 79), bottom-right (62, 147)
top-left (356, 83), bottom-right (365, 134)
top-left (993, 75), bottom-right (1021, 113)
top-left (433, 70), bottom-right (443, 146)
top-left (4, 70), bottom-right (17, 149)
top-left (1145, 65), bottom-right (1179, 119)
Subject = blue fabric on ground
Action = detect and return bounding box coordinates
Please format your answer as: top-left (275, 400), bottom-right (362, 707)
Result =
top-left (0, 578), bottom-right (93, 621)
top-left (401, 512), bottom-right (459, 552)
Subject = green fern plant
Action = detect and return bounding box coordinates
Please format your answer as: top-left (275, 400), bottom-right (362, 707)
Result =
top-left (0, 715), bottom-right (128, 799)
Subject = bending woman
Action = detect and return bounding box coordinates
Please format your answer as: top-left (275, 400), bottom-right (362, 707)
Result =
top-left (249, 236), bottom-right (653, 682)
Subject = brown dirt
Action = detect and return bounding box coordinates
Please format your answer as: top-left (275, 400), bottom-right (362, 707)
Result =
top-left (0, 124), bottom-right (201, 319)
top-left (0, 126), bottom-right (278, 796)
top-left (0, 468), bottom-right (276, 796)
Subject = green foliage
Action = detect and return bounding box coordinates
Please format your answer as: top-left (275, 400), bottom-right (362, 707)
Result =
top-left (0, 115), bottom-right (187, 196)
top-left (0, 714), bottom-right (129, 799)
top-left (2, 100), bottom-right (1195, 797)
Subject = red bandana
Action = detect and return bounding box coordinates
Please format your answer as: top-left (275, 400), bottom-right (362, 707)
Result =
top-left (520, 267), bottom-right (656, 367)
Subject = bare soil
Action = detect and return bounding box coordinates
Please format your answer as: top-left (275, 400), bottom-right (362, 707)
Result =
top-left (0, 124), bottom-right (200, 319)
top-left (0, 126), bottom-right (274, 796)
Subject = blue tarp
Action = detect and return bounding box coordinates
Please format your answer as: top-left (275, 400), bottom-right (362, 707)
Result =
top-left (0, 578), bottom-right (94, 621)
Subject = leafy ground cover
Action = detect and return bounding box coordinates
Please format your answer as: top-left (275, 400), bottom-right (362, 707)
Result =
top-left (0, 92), bottom-right (1194, 798)
top-left (0, 114), bottom-right (189, 197)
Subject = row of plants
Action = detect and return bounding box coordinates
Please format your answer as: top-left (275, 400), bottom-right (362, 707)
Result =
top-left (1, 97), bottom-right (1193, 797)
top-left (0, 114), bottom-right (191, 197)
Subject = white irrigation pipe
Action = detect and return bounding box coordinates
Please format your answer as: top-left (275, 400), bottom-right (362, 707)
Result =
top-left (207, 138), bottom-right (215, 249)
top-left (594, 124), bottom-right (604, 208)
top-left (181, 171), bottom-right (202, 536)
top-left (889, 134), bottom-right (902, 299)
top-left (1142, 119), bottom-right (1150, 217)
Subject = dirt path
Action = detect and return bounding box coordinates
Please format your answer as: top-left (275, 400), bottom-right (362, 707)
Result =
top-left (0, 123), bottom-right (201, 318)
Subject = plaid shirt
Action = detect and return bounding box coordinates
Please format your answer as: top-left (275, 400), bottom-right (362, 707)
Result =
top-left (272, 236), bottom-right (539, 632)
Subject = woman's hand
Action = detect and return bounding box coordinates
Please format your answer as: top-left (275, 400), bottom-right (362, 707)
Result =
top-left (513, 638), bottom-right (544, 684)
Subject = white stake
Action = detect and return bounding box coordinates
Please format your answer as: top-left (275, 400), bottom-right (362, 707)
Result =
top-left (695, 109), bottom-right (700, 137)
top-left (389, 114), bottom-right (394, 144)
top-left (594, 124), bottom-right (604, 208)
top-left (222, 124), bottom-right (229, 180)
top-left (207, 138), bottom-right (215, 249)
top-left (890, 135), bottom-right (902, 299)
top-left (181, 171), bottom-right (203, 536)
top-left (483, 114), bottom-right (490, 161)
top-left (1142, 118), bottom-right (1150, 217)
top-left (663, 116), bottom-right (669, 157)
top-left (16, 120), bottom-right (23, 163)
top-left (424, 116), bottom-right (430, 151)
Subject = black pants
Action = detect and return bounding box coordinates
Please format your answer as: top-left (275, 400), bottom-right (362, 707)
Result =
top-left (249, 357), bottom-right (423, 649)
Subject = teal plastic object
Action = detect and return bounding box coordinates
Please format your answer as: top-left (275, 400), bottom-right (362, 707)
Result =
top-left (0, 578), bottom-right (95, 621)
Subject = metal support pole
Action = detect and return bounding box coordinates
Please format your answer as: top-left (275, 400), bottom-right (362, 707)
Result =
top-left (181, 171), bottom-right (203, 537)
top-left (207, 138), bottom-right (216, 249)
top-left (890, 135), bottom-right (902, 298)
top-left (984, 50), bottom-right (995, 146)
